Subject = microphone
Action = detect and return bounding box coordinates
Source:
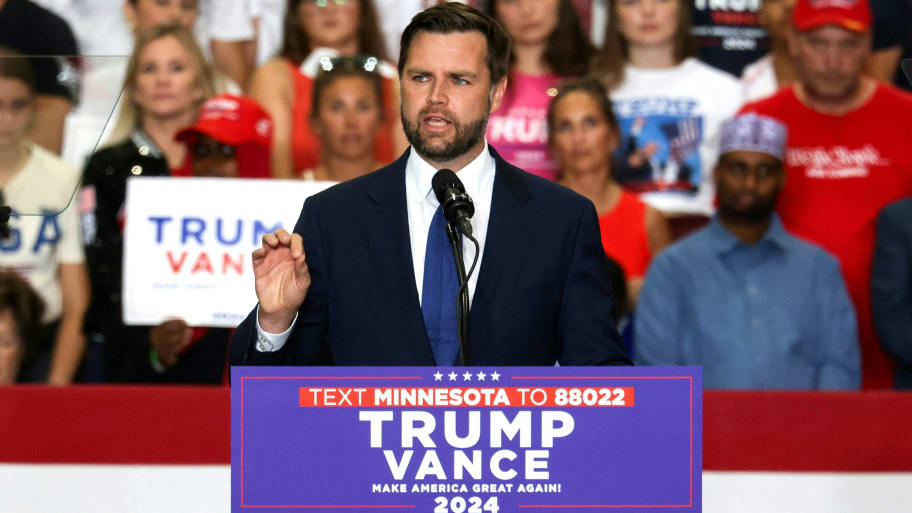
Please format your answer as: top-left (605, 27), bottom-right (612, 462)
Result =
top-left (432, 169), bottom-right (475, 236)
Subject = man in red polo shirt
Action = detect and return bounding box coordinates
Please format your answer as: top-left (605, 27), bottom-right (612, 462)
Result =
top-left (739, 0), bottom-right (912, 388)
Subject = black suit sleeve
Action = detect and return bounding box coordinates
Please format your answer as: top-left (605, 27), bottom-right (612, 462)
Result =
top-left (871, 0), bottom-right (910, 51)
top-left (557, 200), bottom-right (632, 366)
top-left (872, 202), bottom-right (912, 371)
top-left (229, 196), bottom-right (332, 367)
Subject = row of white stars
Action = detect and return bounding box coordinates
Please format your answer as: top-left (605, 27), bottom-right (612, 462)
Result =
top-left (433, 371), bottom-right (501, 382)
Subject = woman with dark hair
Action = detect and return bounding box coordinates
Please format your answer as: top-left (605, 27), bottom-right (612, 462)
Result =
top-left (249, 0), bottom-right (403, 179)
top-left (0, 270), bottom-right (45, 385)
top-left (484, 0), bottom-right (594, 181)
top-left (548, 77), bottom-right (670, 307)
top-left (593, 0), bottom-right (742, 237)
top-left (302, 56), bottom-right (385, 181)
top-left (0, 49), bottom-right (89, 385)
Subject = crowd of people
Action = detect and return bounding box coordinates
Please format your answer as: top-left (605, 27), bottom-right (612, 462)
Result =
top-left (0, 0), bottom-right (910, 389)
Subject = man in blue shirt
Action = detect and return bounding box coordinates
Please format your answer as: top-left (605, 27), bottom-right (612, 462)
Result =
top-left (635, 114), bottom-right (860, 389)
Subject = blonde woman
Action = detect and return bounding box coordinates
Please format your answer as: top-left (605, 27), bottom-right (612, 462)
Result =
top-left (79, 24), bottom-right (215, 382)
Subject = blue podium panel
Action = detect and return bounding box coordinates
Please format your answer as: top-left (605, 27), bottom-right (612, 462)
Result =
top-left (232, 366), bottom-right (702, 512)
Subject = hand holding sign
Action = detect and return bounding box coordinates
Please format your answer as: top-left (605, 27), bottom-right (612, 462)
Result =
top-left (149, 319), bottom-right (193, 366)
top-left (253, 228), bottom-right (310, 333)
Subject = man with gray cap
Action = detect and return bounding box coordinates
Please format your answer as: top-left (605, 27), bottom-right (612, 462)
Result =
top-left (635, 114), bottom-right (860, 390)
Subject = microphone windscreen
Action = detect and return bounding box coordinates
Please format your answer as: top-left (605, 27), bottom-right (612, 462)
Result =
top-left (431, 169), bottom-right (464, 205)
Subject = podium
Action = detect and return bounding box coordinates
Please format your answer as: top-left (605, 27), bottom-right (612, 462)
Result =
top-left (232, 366), bottom-right (702, 512)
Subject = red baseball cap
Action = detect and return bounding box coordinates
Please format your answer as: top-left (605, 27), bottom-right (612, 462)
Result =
top-left (176, 94), bottom-right (273, 148)
top-left (176, 94), bottom-right (274, 178)
top-left (792, 0), bottom-right (872, 33)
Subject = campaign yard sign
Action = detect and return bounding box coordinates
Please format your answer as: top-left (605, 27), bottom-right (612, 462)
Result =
top-left (123, 177), bottom-right (334, 327)
top-left (232, 366), bottom-right (702, 512)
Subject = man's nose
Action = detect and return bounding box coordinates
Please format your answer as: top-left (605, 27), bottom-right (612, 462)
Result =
top-left (821, 44), bottom-right (846, 72)
top-left (428, 80), bottom-right (447, 105)
top-left (742, 171), bottom-right (759, 189)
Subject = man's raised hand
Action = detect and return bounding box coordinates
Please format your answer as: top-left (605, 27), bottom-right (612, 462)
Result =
top-left (253, 228), bottom-right (310, 333)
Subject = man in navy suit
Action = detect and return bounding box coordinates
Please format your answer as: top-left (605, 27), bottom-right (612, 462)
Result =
top-left (229, 3), bottom-right (629, 367)
top-left (872, 197), bottom-right (912, 389)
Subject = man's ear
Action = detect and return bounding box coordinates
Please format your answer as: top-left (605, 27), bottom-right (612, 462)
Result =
top-left (712, 164), bottom-right (722, 187)
top-left (489, 77), bottom-right (508, 116)
top-left (786, 27), bottom-right (798, 59)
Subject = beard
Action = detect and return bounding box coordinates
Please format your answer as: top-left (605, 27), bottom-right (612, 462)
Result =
top-left (401, 106), bottom-right (489, 163)
top-left (717, 191), bottom-right (780, 226)
top-left (803, 72), bottom-right (863, 105)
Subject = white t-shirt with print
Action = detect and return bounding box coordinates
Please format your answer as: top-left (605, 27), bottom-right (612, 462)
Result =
top-left (611, 57), bottom-right (744, 215)
top-left (0, 143), bottom-right (84, 322)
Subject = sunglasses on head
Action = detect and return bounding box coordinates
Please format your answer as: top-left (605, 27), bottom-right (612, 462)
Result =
top-left (318, 55), bottom-right (380, 73)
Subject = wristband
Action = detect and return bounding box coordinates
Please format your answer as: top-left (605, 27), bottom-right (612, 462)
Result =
top-left (149, 347), bottom-right (168, 374)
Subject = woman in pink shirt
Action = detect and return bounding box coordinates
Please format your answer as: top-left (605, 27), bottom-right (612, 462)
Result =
top-left (484, 0), bottom-right (595, 181)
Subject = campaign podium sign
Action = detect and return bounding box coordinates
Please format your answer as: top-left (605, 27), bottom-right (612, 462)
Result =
top-left (232, 366), bottom-right (701, 512)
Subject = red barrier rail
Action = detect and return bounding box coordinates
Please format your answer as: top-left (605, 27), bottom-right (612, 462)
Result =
top-left (1, 386), bottom-right (911, 470)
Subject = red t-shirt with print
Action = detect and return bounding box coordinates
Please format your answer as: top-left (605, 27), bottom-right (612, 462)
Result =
top-left (740, 83), bottom-right (912, 389)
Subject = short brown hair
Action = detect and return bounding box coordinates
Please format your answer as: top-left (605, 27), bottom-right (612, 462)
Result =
top-left (593, 0), bottom-right (696, 90)
top-left (398, 2), bottom-right (511, 86)
top-left (280, 0), bottom-right (389, 66)
top-left (0, 270), bottom-right (45, 364)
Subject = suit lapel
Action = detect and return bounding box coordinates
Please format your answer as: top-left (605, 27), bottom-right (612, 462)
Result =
top-left (359, 150), bottom-right (431, 353)
top-left (471, 149), bottom-right (540, 341)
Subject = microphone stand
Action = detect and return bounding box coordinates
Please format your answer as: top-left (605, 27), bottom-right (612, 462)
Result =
top-left (445, 223), bottom-right (471, 365)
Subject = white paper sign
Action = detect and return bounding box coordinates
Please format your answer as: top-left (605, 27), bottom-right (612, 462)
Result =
top-left (123, 177), bottom-right (335, 327)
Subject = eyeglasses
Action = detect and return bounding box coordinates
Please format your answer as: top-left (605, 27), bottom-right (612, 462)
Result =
top-left (318, 55), bottom-right (380, 73)
top-left (192, 141), bottom-right (236, 159)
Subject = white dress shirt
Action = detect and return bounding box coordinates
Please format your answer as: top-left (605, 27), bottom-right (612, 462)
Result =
top-left (255, 142), bottom-right (496, 352)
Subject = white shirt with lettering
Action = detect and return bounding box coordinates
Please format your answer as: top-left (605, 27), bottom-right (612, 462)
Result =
top-left (0, 143), bottom-right (84, 323)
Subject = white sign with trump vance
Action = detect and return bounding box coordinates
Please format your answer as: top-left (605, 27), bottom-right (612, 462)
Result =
top-left (123, 177), bottom-right (335, 327)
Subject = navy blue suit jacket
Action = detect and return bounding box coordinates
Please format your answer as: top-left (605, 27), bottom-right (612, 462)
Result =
top-left (872, 197), bottom-right (912, 389)
top-left (230, 147), bottom-right (630, 366)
